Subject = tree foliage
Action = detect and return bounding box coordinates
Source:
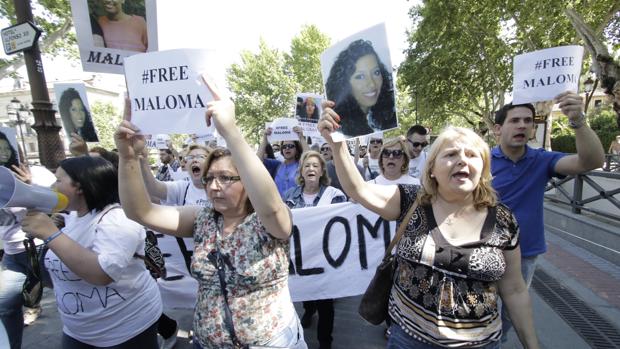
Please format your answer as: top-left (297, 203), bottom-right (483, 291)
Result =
top-left (90, 101), bottom-right (120, 150)
top-left (0, 0), bottom-right (77, 79)
top-left (227, 26), bottom-right (331, 145)
top-left (399, 0), bottom-right (619, 132)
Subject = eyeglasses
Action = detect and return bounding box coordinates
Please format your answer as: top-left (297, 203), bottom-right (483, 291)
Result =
top-left (369, 139), bottom-right (383, 145)
top-left (409, 140), bottom-right (428, 148)
top-left (320, 147), bottom-right (331, 152)
top-left (201, 175), bottom-right (241, 186)
top-left (381, 149), bottom-right (404, 158)
top-left (185, 154), bottom-right (207, 161)
top-left (281, 144), bottom-right (296, 150)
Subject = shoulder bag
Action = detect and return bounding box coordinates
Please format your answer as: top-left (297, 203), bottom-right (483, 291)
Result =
top-left (358, 200), bottom-right (419, 325)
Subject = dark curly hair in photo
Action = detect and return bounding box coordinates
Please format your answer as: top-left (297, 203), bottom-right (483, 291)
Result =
top-left (58, 87), bottom-right (99, 142)
top-left (325, 39), bottom-right (396, 137)
top-left (0, 130), bottom-right (19, 168)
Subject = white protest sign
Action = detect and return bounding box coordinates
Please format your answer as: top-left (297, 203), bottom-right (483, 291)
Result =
top-left (195, 133), bottom-right (215, 146)
top-left (267, 118), bottom-right (300, 143)
top-left (298, 121), bottom-right (320, 138)
top-left (288, 202), bottom-right (396, 301)
top-left (124, 49), bottom-right (218, 135)
top-left (155, 134), bottom-right (169, 149)
top-left (513, 45), bottom-right (583, 104)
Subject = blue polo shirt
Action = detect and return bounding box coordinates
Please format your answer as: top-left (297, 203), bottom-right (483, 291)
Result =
top-left (491, 145), bottom-right (566, 257)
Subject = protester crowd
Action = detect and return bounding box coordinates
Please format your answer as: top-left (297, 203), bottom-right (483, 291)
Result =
top-left (0, 71), bottom-right (605, 349)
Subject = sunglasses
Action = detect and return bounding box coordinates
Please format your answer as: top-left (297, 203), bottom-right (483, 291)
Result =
top-left (369, 139), bottom-right (383, 145)
top-left (201, 175), bottom-right (241, 186)
top-left (320, 147), bottom-right (331, 152)
top-left (281, 144), bottom-right (296, 150)
top-left (409, 140), bottom-right (428, 148)
top-left (381, 149), bottom-right (404, 158)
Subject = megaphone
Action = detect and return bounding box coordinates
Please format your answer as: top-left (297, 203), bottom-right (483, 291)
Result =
top-left (0, 166), bottom-right (68, 213)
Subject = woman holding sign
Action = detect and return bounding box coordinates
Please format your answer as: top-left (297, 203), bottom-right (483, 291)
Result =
top-left (21, 156), bottom-right (162, 348)
top-left (325, 39), bottom-right (396, 138)
top-left (318, 107), bottom-right (539, 348)
top-left (115, 78), bottom-right (307, 349)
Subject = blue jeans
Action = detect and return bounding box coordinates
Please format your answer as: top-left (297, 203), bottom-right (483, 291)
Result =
top-left (193, 314), bottom-right (307, 349)
top-left (0, 251), bottom-right (29, 349)
top-left (387, 324), bottom-right (500, 349)
top-left (501, 255), bottom-right (538, 343)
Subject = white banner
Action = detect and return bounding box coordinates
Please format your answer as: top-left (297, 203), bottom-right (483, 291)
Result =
top-left (513, 45), bottom-right (583, 104)
top-left (124, 49), bottom-right (219, 135)
top-left (289, 202), bottom-right (396, 301)
top-left (267, 118), bottom-right (300, 143)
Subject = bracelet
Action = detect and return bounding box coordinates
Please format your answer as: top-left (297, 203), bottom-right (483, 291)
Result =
top-left (44, 229), bottom-right (63, 245)
top-left (568, 112), bottom-right (586, 129)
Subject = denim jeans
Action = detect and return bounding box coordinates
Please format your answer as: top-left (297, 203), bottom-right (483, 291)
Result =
top-left (0, 251), bottom-right (29, 349)
top-left (501, 255), bottom-right (538, 343)
top-left (387, 324), bottom-right (500, 349)
top-left (192, 314), bottom-right (307, 349)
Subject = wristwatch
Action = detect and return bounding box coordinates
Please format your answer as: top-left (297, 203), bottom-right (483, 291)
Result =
top-left (568, 112), bottom-right (586, 129)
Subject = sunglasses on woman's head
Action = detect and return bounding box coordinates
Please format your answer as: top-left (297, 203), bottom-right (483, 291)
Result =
top-left (281, 144), bottom-right (296, 150)
top-left (381, 149), bottom-right (404, 158)
top-left (369, 139), bottom-right (383, 144)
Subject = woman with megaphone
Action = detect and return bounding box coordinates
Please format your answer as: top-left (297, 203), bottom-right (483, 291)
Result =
top-left (20, 156), bottom-right (162, 348)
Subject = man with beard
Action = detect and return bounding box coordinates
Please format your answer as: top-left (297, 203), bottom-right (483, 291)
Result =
top-left (492, 91), bottom-right (604, 342)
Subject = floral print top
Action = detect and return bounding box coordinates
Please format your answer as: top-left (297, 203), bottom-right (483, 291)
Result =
top-left (389, 185), bottom-right (520, 347)
top-left (191, 207), bottom-right (295, 348)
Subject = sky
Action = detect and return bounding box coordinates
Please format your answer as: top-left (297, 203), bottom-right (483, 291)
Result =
top-left (1, 0), bottom-right (418, 89)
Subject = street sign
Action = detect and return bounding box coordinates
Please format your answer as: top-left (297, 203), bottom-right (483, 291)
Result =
top-left (1, 21), bottom-right (41, 55)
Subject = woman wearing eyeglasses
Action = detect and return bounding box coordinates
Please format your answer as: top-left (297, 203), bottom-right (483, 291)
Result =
top-left (318, 104), bottom-right (539, 348)
top-left (369, 138), bottom-right (419, 186)
top-left (115, 78), bottom-right (307, 349)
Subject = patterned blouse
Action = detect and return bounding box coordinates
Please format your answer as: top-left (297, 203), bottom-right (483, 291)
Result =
top-left (389, 185), bottom-right (520, 347)
top-left (191, 207), bottom-right (295, 348)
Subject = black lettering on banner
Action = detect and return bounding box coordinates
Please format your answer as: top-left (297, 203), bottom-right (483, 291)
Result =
top-left (356, 215), bottom-right (391, 270)
top-left (59, 287), bottom-right (125, 315)
top-left (290, 225), bottom-right (324, 276)
top-left (523, 74), bottom-right (576, 89)
top-left (322, 216), bottom-right (351, 268)
top-left (86, 51), bottom-right (123, 66)
top-left (133, 94), bottom-right (206, 111)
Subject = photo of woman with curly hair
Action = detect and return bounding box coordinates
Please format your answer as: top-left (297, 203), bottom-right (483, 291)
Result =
top-left (324, 38), bottom-right (396, 138)
top-left (57, 87), bottom-right (99, 142)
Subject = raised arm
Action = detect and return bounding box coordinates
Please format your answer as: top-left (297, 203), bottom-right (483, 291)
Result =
top-left (204, 75), bottom-right (292, 239)
top-left (256, 127), bottom-right (272, 159)
top-left (115, 121), bottom-right (197, 237)
top-left (293, 126), bottom-right (310, 153)
top-left (553, 91), bottom-right (605, 175)
top-left (318, 101), bottom-right (401, 220)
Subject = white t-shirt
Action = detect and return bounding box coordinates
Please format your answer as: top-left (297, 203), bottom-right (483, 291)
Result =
top-left (159, 180), bottom-right (211, 309)
top-left (170, 169), bottom-right (190, 182)
top-left (44, 207), bottom-right (162, 346)
top-left (369, 174), bottom-right (420, 186)
top-left (359, 156), bottom-right (381, 180)
top-left (408, 152), bottom-right (427, 179)
top-left (0, 165), bottom-right (56, 254)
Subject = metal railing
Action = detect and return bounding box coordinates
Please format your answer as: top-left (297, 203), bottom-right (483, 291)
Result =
top-left (603, 154), bottom-right (620, 172)
top-left (545, 169), bottom-right (620, 222)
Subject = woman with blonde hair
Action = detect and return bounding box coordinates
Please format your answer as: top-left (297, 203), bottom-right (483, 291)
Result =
top-left (370, 137), bottom-right (419, 185)
top-left (319, 102), bottom-right (539, 349)
top-left (283, 150), bottom-right (345, 349)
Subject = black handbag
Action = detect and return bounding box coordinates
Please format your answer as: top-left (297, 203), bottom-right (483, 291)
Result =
top-left (22, 238), bottom-right (43, 308)
top-left (358, 200), bottom-right (419, 325)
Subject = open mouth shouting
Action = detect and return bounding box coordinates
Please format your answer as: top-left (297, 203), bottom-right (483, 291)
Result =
top-left (451, 170), bottom-right (470, 182)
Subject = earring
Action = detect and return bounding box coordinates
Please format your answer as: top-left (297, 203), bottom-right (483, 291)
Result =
top-left (430, 174), bottom-right (435, 178)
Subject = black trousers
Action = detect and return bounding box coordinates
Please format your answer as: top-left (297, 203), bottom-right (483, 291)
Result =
top-left (303, 299), bottom-right (334, 344)
top-left (61, 321), bottom-right (158, 349)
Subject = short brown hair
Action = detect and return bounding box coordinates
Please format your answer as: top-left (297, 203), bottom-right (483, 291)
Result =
top-left (202, 147), bottom-right (254, 215)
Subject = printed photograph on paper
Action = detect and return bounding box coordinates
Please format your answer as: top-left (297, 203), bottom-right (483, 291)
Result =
top-left (53, 83), bottom-right (99, 142)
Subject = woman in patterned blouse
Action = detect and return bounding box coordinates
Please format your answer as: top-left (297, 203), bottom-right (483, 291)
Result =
top-left (319, 104), bottom-right (539, 349)
top-left (115, 79), bottom-right (307, 349)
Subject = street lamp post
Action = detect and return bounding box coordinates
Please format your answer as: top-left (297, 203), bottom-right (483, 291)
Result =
top-left (583, 77), bottom-right (597, 114)
top-left (6, 97), bottom-right (29, 159)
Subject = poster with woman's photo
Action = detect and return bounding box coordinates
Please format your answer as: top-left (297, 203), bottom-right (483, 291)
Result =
top-left (320, 23), bottom-right (397, 140)
top-left (70, 0), bottom-right (158, 74)
top-left (0, 127), bottom-right (21, 167)
top-left (53, 83), bottom-right (100, 142)
top-left (294, 93), bottom-right (323, 137)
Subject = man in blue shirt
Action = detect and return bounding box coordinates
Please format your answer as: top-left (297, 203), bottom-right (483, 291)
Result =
top-left (492, 91), bottom-right (604, 340)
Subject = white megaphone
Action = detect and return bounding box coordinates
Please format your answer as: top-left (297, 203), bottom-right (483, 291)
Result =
top-left (0, 166), bottom-right (68, 213)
